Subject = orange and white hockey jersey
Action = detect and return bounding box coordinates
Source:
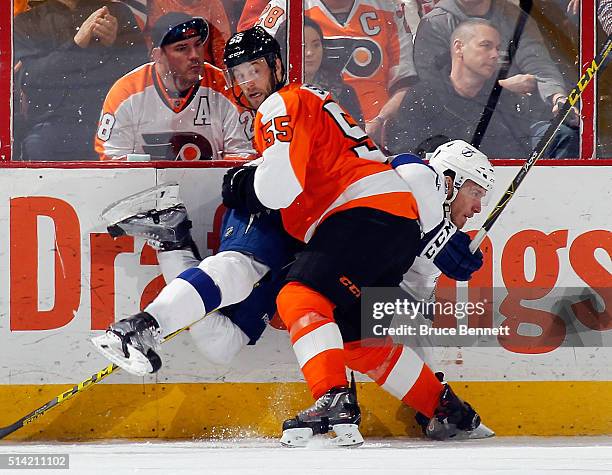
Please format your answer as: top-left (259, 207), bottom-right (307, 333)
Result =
top-left (252, 83), bottom-right (419, 242)
top-left (256, 0), bottom-right (417, 120)
top-left (95, 62), bottom-right (255, 161)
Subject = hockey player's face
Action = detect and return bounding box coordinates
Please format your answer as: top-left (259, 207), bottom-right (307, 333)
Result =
top-left (450, 180), bottom-right (486, 229)
top-left (460, 25), bottom-right (501, 80)
top-left (160, 36), bottom-right (205, 89)
top-left (232, 58), bottom-right (280, 109)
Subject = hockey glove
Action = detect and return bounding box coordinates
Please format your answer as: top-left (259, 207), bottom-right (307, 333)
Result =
top-left (222, 166), bottom-right (268, 214)
top-left (419, 219), bottom-right (483, 281)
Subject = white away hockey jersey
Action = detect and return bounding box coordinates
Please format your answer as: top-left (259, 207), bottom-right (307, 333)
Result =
top-left (95, 62), bottom-right (255, 161)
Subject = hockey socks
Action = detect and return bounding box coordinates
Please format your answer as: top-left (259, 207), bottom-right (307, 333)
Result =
top-left (277, 282), bottom-right (347, 399)
top-left (146, 267), bottom-right (222, 336)
top-left (344, 339), bottom-right (443, 418)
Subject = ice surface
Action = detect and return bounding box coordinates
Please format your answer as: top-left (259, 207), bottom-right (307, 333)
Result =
top-left (1, 437), bottom-right (611, 474)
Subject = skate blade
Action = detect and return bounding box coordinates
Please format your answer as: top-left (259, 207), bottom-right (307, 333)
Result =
top-left (101, 182), bottom-right (182, 226)
top-left (443, 422), bottom-right (496, 441)
top-left (280, 424), bottom-right (364, 448)
top-left (91, 333), bottom-right (153, 377)
top-left (461, 422), bottom-right (495, 440)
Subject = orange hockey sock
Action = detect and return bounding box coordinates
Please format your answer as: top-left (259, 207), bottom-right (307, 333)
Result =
top-left (277, 282), bottom-right (347, 399)
top-left (344, 339), bottom-right (443, 418)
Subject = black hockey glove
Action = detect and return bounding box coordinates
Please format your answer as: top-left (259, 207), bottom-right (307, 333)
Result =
top-left (221, 166), bottom-right (268, 214)
top-left (419, 219), bottom-right (483, 281)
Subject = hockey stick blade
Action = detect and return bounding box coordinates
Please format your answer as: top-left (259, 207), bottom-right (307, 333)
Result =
top-left (469, 34), bottom-right (612, 253)
top-left (0, 364), bottom-right (117, 440)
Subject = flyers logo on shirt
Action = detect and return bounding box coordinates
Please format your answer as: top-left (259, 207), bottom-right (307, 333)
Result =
top-left (141, 132), bottom-right (214, 160)
top-left (325, 36), bottom-right (383, 79)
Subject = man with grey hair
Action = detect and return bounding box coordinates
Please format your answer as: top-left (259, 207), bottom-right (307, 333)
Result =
top-left (385, 18), bottom-right (578, 158)
top-left (413, 0), bottom-right (574, 121)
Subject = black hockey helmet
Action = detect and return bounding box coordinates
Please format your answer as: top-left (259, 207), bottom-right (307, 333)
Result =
top-left (152, 12), bottom-right (209, 48)
top-left (223, 26), bottom-right (286, 108)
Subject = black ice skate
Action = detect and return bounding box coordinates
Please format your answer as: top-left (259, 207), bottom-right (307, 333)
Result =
top-left (91, 312), bottom-right (162, 376)
top-left (280, 375), bottom-right (363, 447)
top-left (102, 183), bottom-right (198, 255)
top-left (420, 383), bottom-right (495, 441)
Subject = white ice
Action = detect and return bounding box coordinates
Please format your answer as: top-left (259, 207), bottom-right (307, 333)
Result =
top-left (1, 437), bottom-right (611, 474)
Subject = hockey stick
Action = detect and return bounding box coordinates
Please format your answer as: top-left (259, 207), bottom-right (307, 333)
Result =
top-left (469, 33), bottom-right (612, 253)
top-left (471, 0), bottom-right (533, 148)
top-left (0, 321), bottom-right (197, 440)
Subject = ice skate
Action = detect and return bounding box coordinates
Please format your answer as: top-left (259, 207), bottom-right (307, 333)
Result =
top-left (420, 383), bottom-right (495, 441)
top-left (280, 376), bottom-right (363, 448)
top-left (91, 312), bottom-right (162, 376)
top-left (101, 182), bottom-right (195, 252)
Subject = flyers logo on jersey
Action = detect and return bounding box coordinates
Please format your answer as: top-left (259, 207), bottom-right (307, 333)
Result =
top-left (141, 132), bottom-right (214, 160)
top-left (325, 37), bottom-right (383, 79)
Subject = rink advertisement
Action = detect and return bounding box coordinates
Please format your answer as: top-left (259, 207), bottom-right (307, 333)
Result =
top-left (0, 165), bottom-right (610, 438)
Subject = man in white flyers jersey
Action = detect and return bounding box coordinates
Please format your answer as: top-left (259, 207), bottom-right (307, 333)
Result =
top-left (95, 13), bottom-right (255, 161)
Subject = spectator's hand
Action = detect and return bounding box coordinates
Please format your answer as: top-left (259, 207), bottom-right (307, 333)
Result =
top-left (365, 116), bottom-right (386, 146)
top-left (498, 74), bottom-right (537, 95)
top-left (93, 8), bottom-right (119, 47)
top-left (551, 94), bottom-right (580, 128)
top-left (74, 7), bottom-right (108, 48)
top-left (567, 0), bottom-right (580, 16)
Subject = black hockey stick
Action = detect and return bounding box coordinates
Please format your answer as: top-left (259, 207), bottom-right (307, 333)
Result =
top-left (0, 321), bottom-right (197, 440)
top-left (470, 33), bottom-right (612, 252)
top-left (471, 0), bottom-right (533, 148)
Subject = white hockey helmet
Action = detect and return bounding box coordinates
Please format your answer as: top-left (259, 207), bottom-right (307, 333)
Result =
top-left (429, 140), bottom-right (495, 203)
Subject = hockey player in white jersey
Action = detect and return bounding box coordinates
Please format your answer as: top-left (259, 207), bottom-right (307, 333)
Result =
top-left (390, 139), bottom-right (495, 438)
top-left (95, 13), bottom-right (255, 161)
top-left (93, 181), bottom-right (298, 372)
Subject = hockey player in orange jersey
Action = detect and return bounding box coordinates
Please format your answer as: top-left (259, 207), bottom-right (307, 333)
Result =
top-left (95, 13), bottom-right (255, 161)
top-left (222, 27), bottom-right (491, 446)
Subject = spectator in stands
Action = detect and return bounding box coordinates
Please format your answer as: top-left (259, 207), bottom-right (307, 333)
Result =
top-left (144, 0), bottom-right (232, 67)
top-left (95, 13), bottom-right (254, 161)
top-left (303, 17), bottom-right (364, 125)
top-left (413, 0), bottom-right (574, 121)
top-left (14, 0), bottom-right (147, 161)
top-left (599, 0), bottom-right (612, 35)
top-left (385, 19), bottom-right (579, 158)
top-left (254, 0), bottom-right (417, 145)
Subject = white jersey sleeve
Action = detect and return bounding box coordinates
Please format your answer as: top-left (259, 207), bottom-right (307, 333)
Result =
top-left (255, 0), bottom-right (286, 37)
top-left (95, 64), bottom-right (151, 160)
top-left (222, 108), bottom-right (256, 159)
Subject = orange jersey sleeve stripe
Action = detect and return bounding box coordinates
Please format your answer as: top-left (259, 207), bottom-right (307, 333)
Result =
top-left (104, 63), bottom-right (154, 114)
